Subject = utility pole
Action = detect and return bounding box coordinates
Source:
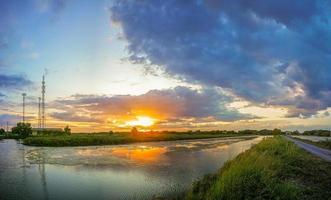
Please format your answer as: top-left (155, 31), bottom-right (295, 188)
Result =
top-left (6, 121), bottom-right (9, 132)
top-left (22, 93), bottom-right (26, 123)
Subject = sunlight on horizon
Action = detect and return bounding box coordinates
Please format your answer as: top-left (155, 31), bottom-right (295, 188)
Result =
top-left (125, 116), bottom-right (156, 127)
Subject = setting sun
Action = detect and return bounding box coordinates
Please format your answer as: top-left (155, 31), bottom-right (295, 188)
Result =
top-left (126, 116), bottom-right (155, 127)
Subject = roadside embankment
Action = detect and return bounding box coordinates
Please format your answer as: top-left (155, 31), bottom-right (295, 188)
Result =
top-left (186, 136), bottom-right (331, 200)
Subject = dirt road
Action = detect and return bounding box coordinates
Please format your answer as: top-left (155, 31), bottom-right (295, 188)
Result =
top-left (285, 136), bottom-right (331, 162)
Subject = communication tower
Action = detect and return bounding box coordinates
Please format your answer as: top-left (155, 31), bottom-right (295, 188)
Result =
top-left (38, 97), bottom-right (41, 128)
top-left (41, 75), bottom-right (46, 129)
top-left (22, 93), bottom-right (26, 123)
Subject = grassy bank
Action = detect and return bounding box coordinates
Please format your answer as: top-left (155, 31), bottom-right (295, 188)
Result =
top-left (186, 136), bottom-right (331, 200)
top-left (0, 134), bottom-right (24, 140)
top-left (293, 137), bottom-right (331, 150)
top-left (23, 132), bottom-right (254, 147)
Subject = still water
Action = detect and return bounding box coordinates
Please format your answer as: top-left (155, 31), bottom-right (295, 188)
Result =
top-left (291, 135), bottom-right (331, 142)
top-left (0, 136), bottom-right (263, 200)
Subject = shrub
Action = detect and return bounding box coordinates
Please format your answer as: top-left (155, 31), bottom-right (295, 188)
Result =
top-left (11, 123), bottom-right (32, 137)
top-left (64, 125), bottom-right (71, 135)
top-left (39, 129), bottom-right (65, 136)
top-left (131, 127), bottom-right (139, 134)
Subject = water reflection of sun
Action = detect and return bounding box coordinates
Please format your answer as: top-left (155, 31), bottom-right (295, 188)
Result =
top-left (112, 146), bottom-right (167, 164)
top-left (76, 146), bottom-right (167, 165)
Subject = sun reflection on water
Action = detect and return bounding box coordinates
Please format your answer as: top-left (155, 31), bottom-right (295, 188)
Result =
top-left (112, 146), bottom-right (167, 164)
top-left (76, 146), bottom-right (168, 165)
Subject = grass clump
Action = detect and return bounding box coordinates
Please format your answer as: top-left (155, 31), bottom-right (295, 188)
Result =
top-left (186, 136), bottom-right (331, 200)
top-left (312, 140), bottom-right (331, 150)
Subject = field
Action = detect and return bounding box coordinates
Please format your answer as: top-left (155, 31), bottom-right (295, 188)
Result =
top-left (22, 132), bottom-right (255, 147)
top-left (293, 137), bottom-right (331, 150)
top-left (186, 136), bottom-right (331, 200)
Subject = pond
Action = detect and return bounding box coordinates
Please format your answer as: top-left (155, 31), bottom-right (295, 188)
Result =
top-left (0, 136), bottom-right (264, 200)
top-left (291, 135), bottom-right (331, 142)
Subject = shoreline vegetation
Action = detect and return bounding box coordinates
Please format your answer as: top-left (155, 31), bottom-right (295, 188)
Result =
top-left (185, 136), bottom-right (331, 200)
top-left (0, 134), bottom-right (24, 140)
top-left (22, 131), bottom-right (258, 147)
top-left (292, 136), bottom-right (331, 150)
top-left (1, 126), bottom-right (330, 147)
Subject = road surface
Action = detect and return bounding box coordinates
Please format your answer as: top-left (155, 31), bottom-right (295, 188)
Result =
top-left (285, 136), bottom-right (331, 162)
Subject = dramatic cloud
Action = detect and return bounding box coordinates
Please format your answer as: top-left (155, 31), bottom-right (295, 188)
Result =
top-left (51, 111), bottom-right (102, 123)
top-left (110, 0), bottom-right (331, 117)
top-left (0, 114), bottom-right (22, 125)
top-left (0, 74), bottom-right (32, 90)
top-left (50, 86), bottom-right (254, 127)
top-left (0, 73), bottom-right (30, 124)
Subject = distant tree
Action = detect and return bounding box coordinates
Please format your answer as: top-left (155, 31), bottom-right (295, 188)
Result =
top-left (257, 129), bottom-right (272, 135)
top-left (303, 130), bottom-right (331, 137)
top-left (11, 123), bottom-right (32, 137)
top-left (131, 127), bottom-right (139, 135)
top-left (109, 130), bottom-right (114, 135)
top-left (227, 130), bottom-right (236, 135)
top-left (64, 125), bottom-right (71, 135)
top-left (239, 130), bottom-right (258, 135)
top-left (0, 128), bottom-right (5, 135)
top-left (272, 128), bottom-right (282, 135)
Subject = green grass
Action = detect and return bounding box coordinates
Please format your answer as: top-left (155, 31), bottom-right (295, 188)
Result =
top-left (186, 136), bottom-right (331, 200)
top-left (22, 132), bottom-right (254, 147)
top-left (308, 140), bottom-right (331, 150)
top-left (0, 134), bottom-right (25, 140)
top-left (293, 137), bottom-right (331, 150)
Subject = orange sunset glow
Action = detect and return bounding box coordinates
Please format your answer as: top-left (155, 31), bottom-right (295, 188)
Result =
top-left (125, 116), bottom-right (155, 127)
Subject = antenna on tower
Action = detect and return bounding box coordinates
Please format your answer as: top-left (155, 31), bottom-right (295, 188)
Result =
top-left (22, 93), bottom-right (26, 123)
top-left (38, 97), bottom-right (41, 129)
top-left (41, 75), bottom-right (46, 129)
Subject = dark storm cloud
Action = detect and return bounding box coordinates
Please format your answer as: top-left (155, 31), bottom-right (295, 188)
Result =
top-left (110, 0), bottom-right (331, 117)
top-left (0, 74), bottom-right (32, 89)
top-left (51, 86), bottom-right (254, 123)
top-left (0, 87), bottom-right (30, 119)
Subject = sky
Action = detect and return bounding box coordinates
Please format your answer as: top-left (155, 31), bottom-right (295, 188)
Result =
top-left (0, 0), bottom-right (330, 132)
